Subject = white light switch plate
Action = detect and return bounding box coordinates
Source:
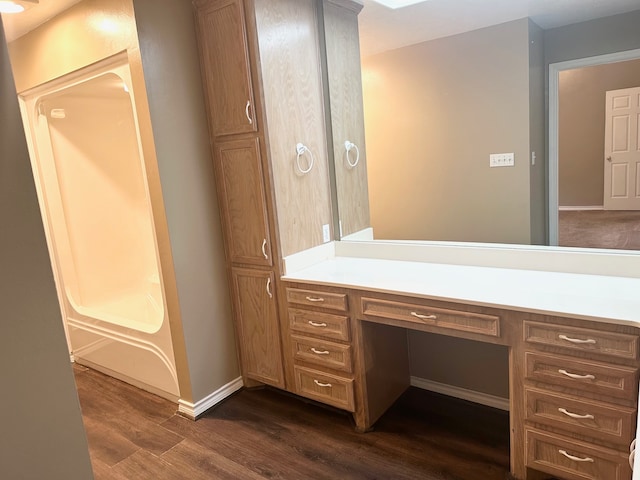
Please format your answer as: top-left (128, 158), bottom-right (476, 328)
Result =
top-left (322, 224), bottom-right (331, 243)
top-left (490, 153), bottom-right (515, 167)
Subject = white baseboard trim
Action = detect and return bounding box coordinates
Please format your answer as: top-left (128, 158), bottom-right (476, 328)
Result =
top-left (410, 376), bottom-right (509, 412)
top-left (178, 376), bottom-right (243, 419)
top-left (558, 205), bottom-right (604, 211)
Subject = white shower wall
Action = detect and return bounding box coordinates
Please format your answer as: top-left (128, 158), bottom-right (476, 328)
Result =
top-left (21, 55), bottom-right (180, 400)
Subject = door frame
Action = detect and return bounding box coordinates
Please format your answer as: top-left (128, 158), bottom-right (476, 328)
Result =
top-left (548, 48), bottom-right (640, 245)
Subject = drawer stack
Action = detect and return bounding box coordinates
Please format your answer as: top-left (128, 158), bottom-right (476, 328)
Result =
top-left (286, 286), bottom-right (355, 412)
top-left (523, 319), bottom-right (639, 480)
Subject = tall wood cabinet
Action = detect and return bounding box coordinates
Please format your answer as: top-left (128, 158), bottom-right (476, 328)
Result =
top-left (193, 0), bottom-right (360, 390)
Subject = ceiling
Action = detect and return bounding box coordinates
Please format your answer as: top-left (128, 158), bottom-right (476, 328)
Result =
top-left (359, 0), bottom-right (640, 57)
top-left (2, 0), bottom-right (640, 55)
top-left (1, 0), bottom-right (81, 41)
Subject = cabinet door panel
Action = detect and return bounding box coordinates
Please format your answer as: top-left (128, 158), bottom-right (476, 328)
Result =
top-left (195, 0), bottom-right (257, 136)
top-left (254, 0), bottom-right (333, 256)
top-left (324, 1), bottom-right (370, 238)
top-left (215, 138), bottom-right (272, 266)
top-left (232, 268), bottom-right (284, 387)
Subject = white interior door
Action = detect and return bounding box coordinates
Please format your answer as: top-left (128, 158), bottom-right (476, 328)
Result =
top-left (604, 86), bottom-right (640, 210)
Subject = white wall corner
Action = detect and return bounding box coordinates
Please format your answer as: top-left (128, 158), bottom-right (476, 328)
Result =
top-left (178, 376), bottom-right (243, 420)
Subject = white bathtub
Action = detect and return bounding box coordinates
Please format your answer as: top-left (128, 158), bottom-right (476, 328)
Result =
top-left (20, 53), bottom-right (179, 400)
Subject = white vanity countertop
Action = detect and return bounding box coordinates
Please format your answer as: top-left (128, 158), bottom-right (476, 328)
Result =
top-left (282, 256), bottom-right (640, 327)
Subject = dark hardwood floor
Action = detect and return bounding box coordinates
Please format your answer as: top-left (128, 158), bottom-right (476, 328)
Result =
top-left (74, 365), bottom-right (515, 480)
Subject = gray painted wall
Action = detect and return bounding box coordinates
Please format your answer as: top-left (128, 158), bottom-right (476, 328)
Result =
top-left (362, 19), bottom-right (533, 245)
top-left (132, 0), bottom-right (240, 402)
top-left (545, 10), bottom-right (640, 66)
top-left (559, 59), bottom-right (640, 207)
top-left (0, 23), bottom-right (94, 480)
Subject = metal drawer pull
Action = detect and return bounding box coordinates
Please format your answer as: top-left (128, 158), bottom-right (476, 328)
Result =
top-left (559, 334), bottom-right (596, 345)
top-left (558, 369), bottom-right (595, 381)
top-left (313, 380), bottom-right (332, 388)
top-left (558, 450), bottom-right (594, 463)
top-left (558, 408), bottom-right (594, 420)
top-left (305, 296), bottom-right (325, 303)
top-left (631, 439), bottom-right (637, 453)
top-left (245, 100), bottom-right (253, 124)
top-left (311, 348), bottom-right (330, 355)
top-left (410, 311), bottom-right (437, 320)
top-left (261, 239), bottom-right (268, 259)
top-left (266, 278), bottom-right (273, 299)
top-left (308, 321), bottom-right (327, 327)
top-left (630, 446), bottom-right (635, 470)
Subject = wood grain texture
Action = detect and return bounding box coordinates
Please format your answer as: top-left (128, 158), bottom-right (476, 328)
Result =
top-left (214, 137), bottom-right (273, 266)
top-left (76, 364), bottom-right (515, 480)
top-left (195, 0), bottom-right (257, 136)
top-left (231, 267), bottom-right (285, 387)
top-left (323, 1), bottom-right (370, 238)
top-left (254, 0), bottom-right (333, 256)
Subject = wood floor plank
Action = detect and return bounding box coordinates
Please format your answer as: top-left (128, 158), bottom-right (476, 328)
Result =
top-left (160, 439), bottom-right (266, 480)
top-left (82, 415), bottom-right (140, 467)
top-left (75, 367), bottom-right (522, 480)
top-left (109, 449), bottom-right (193, 480)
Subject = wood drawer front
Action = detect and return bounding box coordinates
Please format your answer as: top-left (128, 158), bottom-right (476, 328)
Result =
top-left (526, 428), bottom-right (631, 480)
top-left (286, 288), bottom-right (347, 312)
top-left (525, 352), bottom-right (639, 401)
top-left (525, 387), bottom-right (636, 446)
top-left (361, 297), bottom-right (500, 337)
top-left (524, 321), bottom-right (638, 360)
top-left (288, 308), bottom-right (350, 341)
top-left (293, 366), bottom-right (355, 412)
top-left (291, 335), bottom-right (353, 373)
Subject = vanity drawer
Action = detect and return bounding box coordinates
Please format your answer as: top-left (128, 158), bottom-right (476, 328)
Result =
top-left (525, 387), bottom-right (636, 446)
top-left (288, 308), bottom-right (350, 341)
top-left (525, 352), bottom-right (638, 401)
top-left (361, 297), bottom-right (500, 337)
top-left (526, 428), bottom-right (632, 480)
top-left (286, 288), bottom-right (348, 312)
top-left (293, 366), bottom-right (355, 412)
top-left (524, 321), bottom-right (638, 360)
top-left (291, 335), bottom-right (352, 373)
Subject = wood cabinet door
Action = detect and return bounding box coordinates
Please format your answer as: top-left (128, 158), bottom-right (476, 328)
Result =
top-left (195, 0), bottom-right (257, 136)
top-left (323, 1), bottom-right (370, 238)
top-left (214, 137), bottom-right (273, 266)
top-left (232, 268), bottom-right (284, 388)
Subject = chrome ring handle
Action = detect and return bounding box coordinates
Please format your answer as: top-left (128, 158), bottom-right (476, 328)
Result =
top-left (344, 140), bottom-right (360, 168)
top-left (558, 450), bottom-right (594, 463)
top-left (295, 143), bottom-right (314, 174)
top-left (559, 334), bottom-right (596, 345)
top-left (558, 369), bottom-right (595, 381)
top-left (245, 100), bottom-right (253, 125)
top-left (558, 408), bottom-right (594, 420)
top-left (261, 238), bottom-right (268, 260)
